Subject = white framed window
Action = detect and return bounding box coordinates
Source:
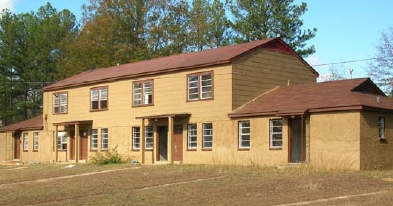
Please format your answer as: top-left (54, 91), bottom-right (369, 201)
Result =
top-left (238, 121), bottom-right (250, 149)
top-left (23, 133), bottom-right (28, 151)
top-left (91, 129), bottom-right (98, 150)
top-left (101, 128), bottom-right (109, 150)
top-left (188, 124), bottom-right (197, 149)
top-left (270, 119), bottom-right (283, 148)
top-left (145, 126), bottom-right (154, 149)
top-left (187, 72), bottom-right (213, 101)
top-left (133, 81), bottom-right (153, 106)
top-left (378, 117), bottom-right (385, 139)
top-left (57, 131), bottom-right (67, 150)
top-left (132, 127), bottom-right (141, 150)
top-left (202, 123), bottom-right (213, 149)
top-left (53, 93), bottom-right (67, 114)
top-left (91, 87), bottom-right (108, 110)
top-left (33, 132), bottom-right (39, 151)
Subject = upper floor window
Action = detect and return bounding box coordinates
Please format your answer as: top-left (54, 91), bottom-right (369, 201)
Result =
top-left (239, 121), bottom-right (250, 149)
top-left (187, 72), bottom-right (213, 101)
top-left (270, 119), bottom-right (283, 149)
top-left (53, 93), bottom-right (67, 114)
top-left (33, 132), bottom-right (39, 151)
top-left (23, 133), bottom-right (28, 151)
top-left (133, 80), bottom-right (154, 106)
top-left (378, 117), bottom-right (385, 139)
top-left (91, 87), bottom-right (108, 111)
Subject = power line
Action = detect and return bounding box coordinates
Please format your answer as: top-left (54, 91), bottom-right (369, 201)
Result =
top-left (311, 56), bottom-right (393, 67)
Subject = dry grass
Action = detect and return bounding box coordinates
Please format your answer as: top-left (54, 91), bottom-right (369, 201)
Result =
top-left (0, 164), bottom-right (393, 205)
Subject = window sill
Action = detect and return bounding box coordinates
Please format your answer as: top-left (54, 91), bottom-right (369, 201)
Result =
top-left (90, 109), bottom-right (108, 112)
top-left (53, 112), bottom-right (68, 115)
top-left (132, 149), bottom-right (140, 151)
top-left (57, 150), bottom-right (67, 152)
top-left (23, 150), bottom-right (28, 152)
top-left (33, 150), bottom-right (38, 152)
top-left (238, 148), bottom-right (250, 151)
top-left (186, 98), bottom-right (214, 102)
top-left (101, 149), bottom-right (109, 151)
top-left (187, 148), bottom-right (197, 151)
top-left (90, 149), bottom-right (98, 152)
top-left (269, 147), bottom-right (282, 150)
top-left (132, 104), bottom-right (154, 108)
top-left (145, 148), bottom-right (153, 151)
top-left (202, 148), bottom-right (212, 151)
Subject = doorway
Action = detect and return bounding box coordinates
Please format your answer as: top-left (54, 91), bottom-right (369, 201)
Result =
top-left (289, 118), bottom-right (305, 163)
top-left (173, 125), bottom-right (183, 162)
top-left (157, 126), bottom-right (168, 161)
top-left (14, 132), bottom-right (21, 160)
top-left (79, 130), bottom-right (88, 160)
top-left (70, 130), bottom-right (75, 160)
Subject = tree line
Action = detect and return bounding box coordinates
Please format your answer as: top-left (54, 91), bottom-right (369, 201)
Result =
top-left (0, 0), bottom-right (317, 126)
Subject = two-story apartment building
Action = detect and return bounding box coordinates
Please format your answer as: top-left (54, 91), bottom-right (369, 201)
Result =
top-left (1, 38), bottom-right (392, 170)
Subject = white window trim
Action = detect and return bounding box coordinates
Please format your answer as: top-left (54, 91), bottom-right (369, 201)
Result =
top-left (57, 131), bottom-right (67, 150)
top-left (202, 123), bottom-right (213, 149)
top-left (145, 126), bottom-right (154, 149)
top-left (91, 129), bottom-right (98, 150)
top-left (238, 121), bottom-right (250, 149)
top-left (33, 132), bottom-right (39, 151)
top-left (187, 72), bottom-right (213, 101)
top-left (91, 87), bottom-right (108, 110)
top-left (101, 128), bottom-right (109, 150)
top-left (23, 133), bottom-right (28, 151)
top-left (378, 117), bottom-right (385, 139)
top-left (188, 124), bottom-right (197, 149)
top-left (133, 81), bottom-right (154, 106)
top-left (53, 93), bottom-right (67, 114)
top-left (270, 119), bottom-right (283, 149)
top-left (132, 127), bottom-right (141, 150)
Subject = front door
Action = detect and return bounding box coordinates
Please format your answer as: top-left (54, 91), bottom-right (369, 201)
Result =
top-left (70, 130), bottom-right (75, 160)
top-left (79, 130), bottom-right (88, 160)
top-left (289, 118), bottom-right (305, 163)
top-left (14, 133), bottom-right (21, 160)
top-left (174, 125), bottom-right (183, 161)
top-left (158, 127), bottom-right (168, 161)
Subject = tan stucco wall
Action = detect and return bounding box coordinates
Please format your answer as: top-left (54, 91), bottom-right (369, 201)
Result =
top-left (232, 49), bottom-right (317, 110)
top-left (309, 112), bottom-right (360, 170)
top-left (19, 130), bottom-right (52, 163)
top-left (360, 111), bottom-right (393, 170)
top-left (0, 132), bottom-right (13, 161)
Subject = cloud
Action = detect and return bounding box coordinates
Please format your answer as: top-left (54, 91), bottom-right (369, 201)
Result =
top-left (0, 0), bottom-right (17, 12)
top-left (305, 56), bottom-right (322, 66)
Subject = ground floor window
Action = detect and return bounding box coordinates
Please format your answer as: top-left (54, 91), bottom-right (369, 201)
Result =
top-left (132, 127), bottom-right (140, 150)
top-left (188, 124), bottom-right (197, 149)
top-left (57, 131), bottom-right (67, 150)
top-left (270, 119), bottom-right (283, 149)
top-left (202, 123), bottom-right (213, 149)
top-left (238, 121), bottom-right (250, 149)
top-left (91, 129), bottom-right (98, 150)
top-left (101, 128), bottom-right (109, 150)
top-left (33, 132), bottom-right (39, 151)
top-left (145, 126), bottom-right (153, 149)
top-left (23, 133), bottom-right (28, 151)
top-left (378, 117), bottom-right (385, 139)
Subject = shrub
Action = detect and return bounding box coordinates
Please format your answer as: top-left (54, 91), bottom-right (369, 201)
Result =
top-left (90, 146), bottom-right (124, 165)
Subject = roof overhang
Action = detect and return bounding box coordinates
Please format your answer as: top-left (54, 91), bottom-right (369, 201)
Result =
top-left (53, 120), bottom-right (93, 126)
top-left (136, 113), bottom-right (191, 120)
top-left (0, 126), bottom-right (43, 133)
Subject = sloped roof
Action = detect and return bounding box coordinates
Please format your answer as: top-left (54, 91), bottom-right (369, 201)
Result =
top-left (229, 78), bottom-right (393, 118)
top-left (0, 115), bottom-right (43, 132)
top-left (43, 38), bottom-right (318, 91)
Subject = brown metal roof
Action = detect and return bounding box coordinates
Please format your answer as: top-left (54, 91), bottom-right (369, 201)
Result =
top-left (0, 115), bottom-right (43, 132)
top-left (43, 38), bottom-right (318, 91)
top-left (229, 78), bottom-right (393, 118)
top-left (135, 113), bottom-right (191, 119)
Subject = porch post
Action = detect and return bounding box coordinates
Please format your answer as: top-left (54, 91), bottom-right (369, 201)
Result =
top-left (141, 118), bottom-right (145, 164)
top-left (167, 116), bottom-right (174, 163)
top-left (75, 123), bottom-right (79, 163)
top-left (300, 115), bottom-right (304, 162)
top-left (55, 126), bottom-right (58, 162)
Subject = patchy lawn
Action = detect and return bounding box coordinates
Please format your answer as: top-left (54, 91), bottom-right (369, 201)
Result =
top-left (0, 164), bottom-right (393, 205)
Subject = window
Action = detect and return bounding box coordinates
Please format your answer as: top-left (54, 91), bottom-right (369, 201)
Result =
top-left (145, 126), bottom-right (154, 149)
top-left (57, 131), bottom-right (67, 150)
top-left (33, 132), bottom-right (39, 151)
top-left (91, 87), bottom-right (108, 110)
top-left (132, 127), bottom-right (141, 150)
top-left (91, 129), bottom-right (98, 150)
top-left (270, 119), bottom-right (283, 149)
top-left (23, 133), bottom-right (28, 151)
top-left (188, 124), bottom-right (197, 149)
top-left (53, 93), bottom-right (67, 114)
top-left (187, 72), bottom-right (213, 101)
top-left (202, 123), bottom-right (213, 149)
top-left (239, 121), bottom-right (250, 149)
top-left (378, 117), bottom-right (385, 139)
top-left (101, 128), bottom-right (109, 150)
top-left (133, 81), bottom-right (153, 106)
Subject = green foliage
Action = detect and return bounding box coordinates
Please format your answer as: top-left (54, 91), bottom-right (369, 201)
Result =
top-left (90, 147), bottom-right (125, 165)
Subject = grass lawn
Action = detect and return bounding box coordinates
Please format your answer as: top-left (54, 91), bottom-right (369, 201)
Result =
top-left (0, 164), bottom-right (393, 205)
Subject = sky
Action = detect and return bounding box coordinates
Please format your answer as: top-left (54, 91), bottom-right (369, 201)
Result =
top-left (1, 0), bottom-right (392, 80)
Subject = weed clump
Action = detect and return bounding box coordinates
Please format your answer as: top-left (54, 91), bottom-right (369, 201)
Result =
top-left (90, 146), bottom-right (124, 165)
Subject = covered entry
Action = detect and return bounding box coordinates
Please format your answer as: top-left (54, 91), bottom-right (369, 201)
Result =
top-left (288, 116), bottom-right (306, 163)
top-left (136, 113), bottom-right (189, 164)
top-left (53, 120), bottom-right (92, 163)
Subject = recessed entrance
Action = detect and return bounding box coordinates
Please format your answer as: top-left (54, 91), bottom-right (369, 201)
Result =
top-left (14, 132), bottom-right (21, 160)
top-left (70, 130), bottom-right (75, 160)
top-left (157, 126), bottom-right (168, 161)
top-left (289, 118), bottom-right (306, 163)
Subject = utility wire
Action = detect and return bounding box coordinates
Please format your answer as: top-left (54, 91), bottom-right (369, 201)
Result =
top-left (311, 56), bottom-right (393, 67)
